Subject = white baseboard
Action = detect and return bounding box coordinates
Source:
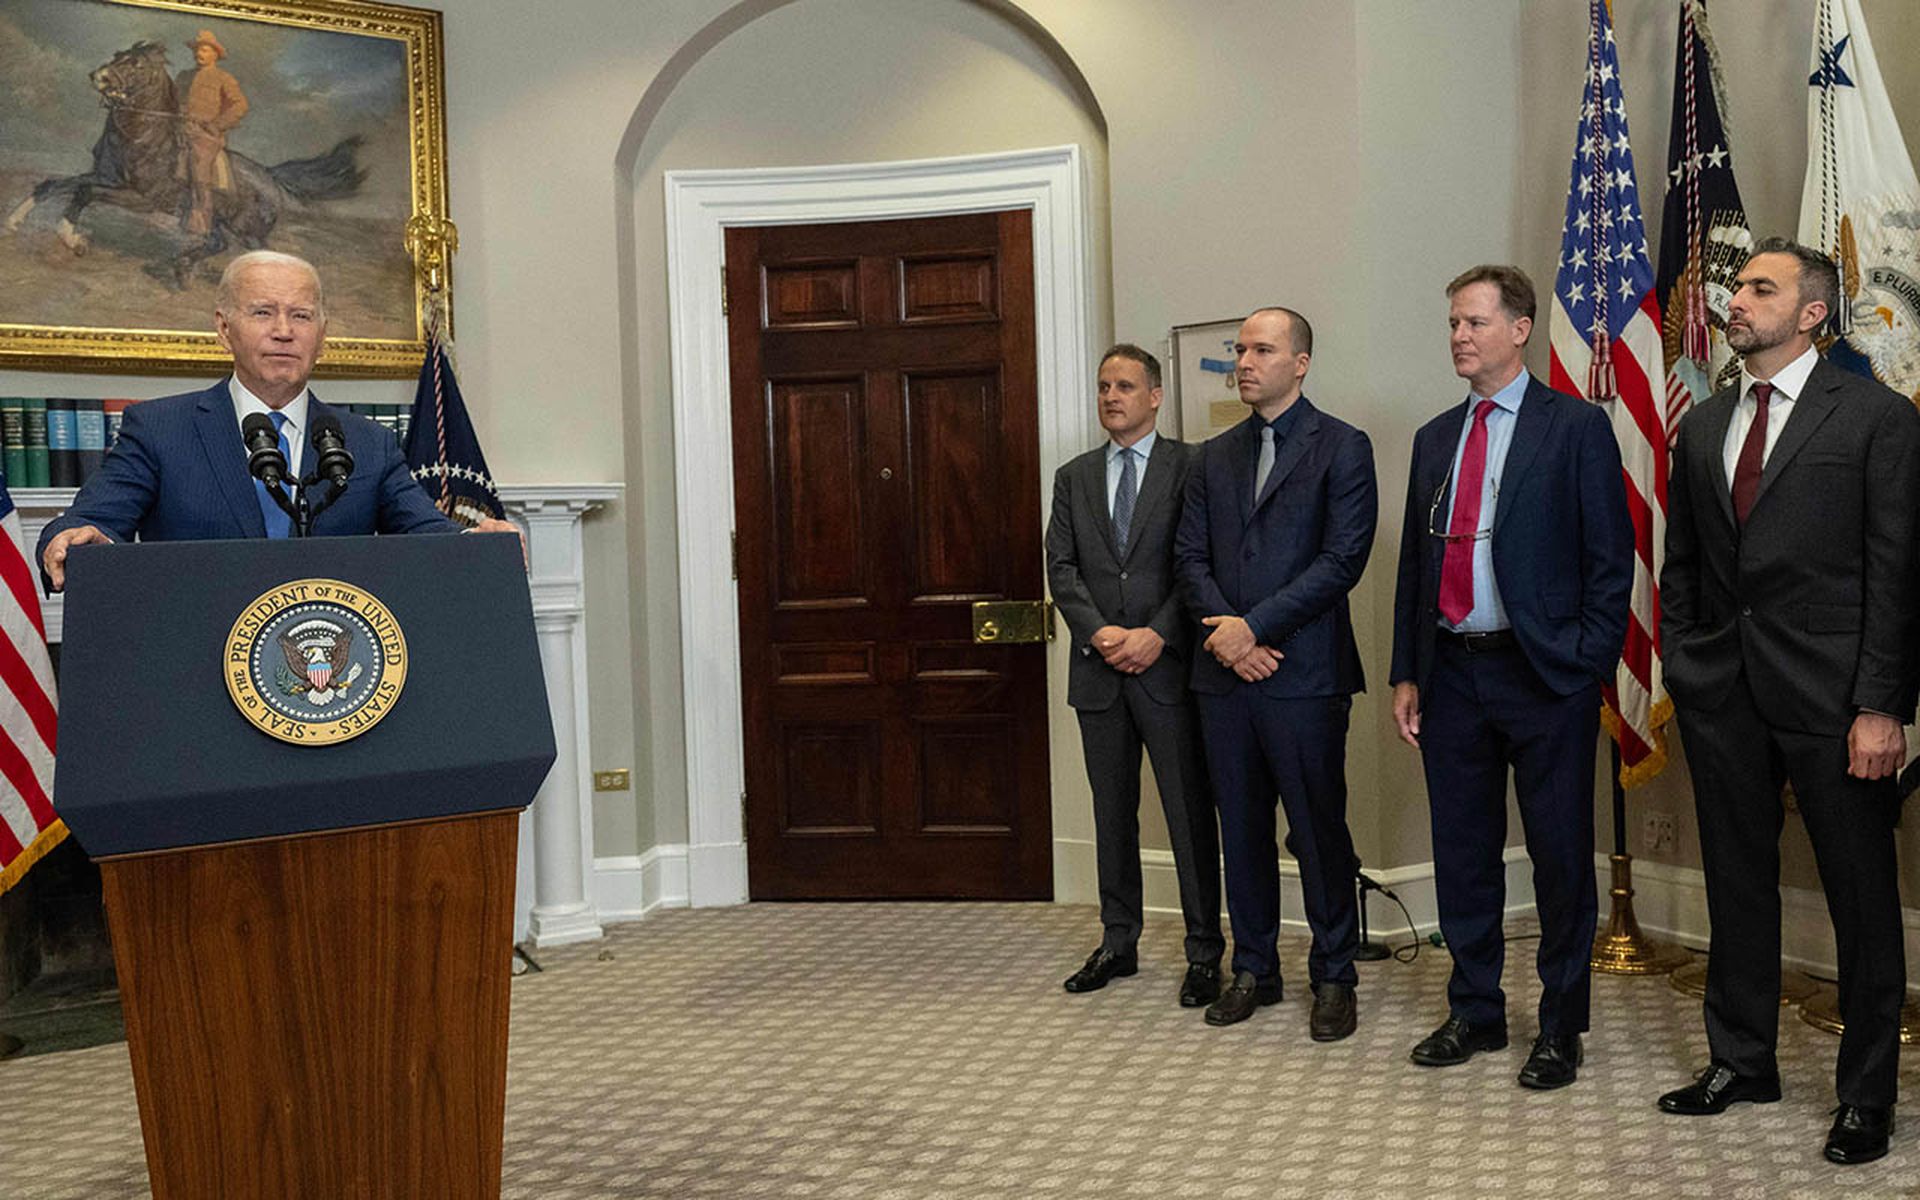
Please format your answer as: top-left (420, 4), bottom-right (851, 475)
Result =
top-left (594, 845), bottom-right (690, 924)
top-left (1058, 835), bottom-right (1536, 943)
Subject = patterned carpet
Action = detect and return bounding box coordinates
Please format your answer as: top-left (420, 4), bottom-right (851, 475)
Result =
top-left (2, 902), bottom-right (1918, 1199)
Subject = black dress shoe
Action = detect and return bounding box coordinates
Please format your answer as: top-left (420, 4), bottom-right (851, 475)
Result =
top-left (1062, 947), bottom-right (1137, 993)
top-left (1409, 1015), bottom-right (1508, 1067)
top-left (1309, 981), bottom-right (1357, 1042)
top-left (1824, 1104), bottom-right (1893, 1165)
top-left (1203, 970), bottom-right (1283, 1026)
top-left (1517, 1032), bottom-right (1582, 1090)
top-left (1656, 1063), bottom-right (1782, 1115)
top-left (1179, 962), bottom-right (1222, 1008)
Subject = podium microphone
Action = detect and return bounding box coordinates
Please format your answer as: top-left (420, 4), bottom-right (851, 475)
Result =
top-left (241, 412), bottom-right (287, 488)
top-left (310, 414), bottom-right (355, 490)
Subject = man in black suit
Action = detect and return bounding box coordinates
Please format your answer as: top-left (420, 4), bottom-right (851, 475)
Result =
top-left (1174, 307), bottom-right (1376, 1041)
top-left (1389, 265), bottom-right (1632, 1090)
top-left (1046, 343), bottom-right (1224, 1006)
top-left (1655, 239), bottom-right (1920, 1166)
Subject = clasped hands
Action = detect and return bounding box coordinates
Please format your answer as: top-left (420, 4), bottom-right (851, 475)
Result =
top-left (1092, 625), bottom-right (1163, 675)
top-left (1201, 614), bottom-right (1282, 682)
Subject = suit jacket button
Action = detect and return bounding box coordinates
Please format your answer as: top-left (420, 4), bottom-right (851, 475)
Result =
top-left (1740, 606), bottom-right (1752, 617)
top-left (1119, 571), bottom-right (1128, 580)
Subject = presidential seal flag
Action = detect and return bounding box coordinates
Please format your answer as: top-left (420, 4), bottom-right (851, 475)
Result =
top-left (0, 468), bottom-right (59, 896)
top-left (406, 326), bottom-right (504, 528)
top-left (1799, 0), bottom-right (1920, 405)
top-left (1547, 0), bottom-right (1671, 787)
top-left (1655, 0), bottom-right (1751, 435)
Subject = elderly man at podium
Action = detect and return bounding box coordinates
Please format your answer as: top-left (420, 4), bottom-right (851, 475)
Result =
top-left (37, 250), bottom-right (518, 590)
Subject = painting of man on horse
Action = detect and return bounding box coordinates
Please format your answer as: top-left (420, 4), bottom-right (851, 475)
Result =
top-left (0, 2), bottom-right (418, 347)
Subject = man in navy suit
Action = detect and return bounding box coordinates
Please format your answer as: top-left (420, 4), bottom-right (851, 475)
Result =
top-left (1174, 306), bottom-right (1376, 1041)
top-left (39, 250), bottom-right (518, 589)
top-left (1389, 265), bottom-right (1632, 1089)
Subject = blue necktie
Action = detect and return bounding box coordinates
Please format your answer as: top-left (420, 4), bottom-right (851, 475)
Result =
top-left (1113, 447), bottom-right (1138, 556)
top-left (253, 411), bottom-right (291, 539)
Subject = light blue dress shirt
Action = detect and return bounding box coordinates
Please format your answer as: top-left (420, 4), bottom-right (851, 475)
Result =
top-left (1440, 369), bottom-right (1527, 632)
top-left (1105, 429), bottom-right (1156, 516)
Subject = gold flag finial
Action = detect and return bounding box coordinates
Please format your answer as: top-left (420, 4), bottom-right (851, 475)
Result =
top-left (404, 213), bottom-right (459, 298)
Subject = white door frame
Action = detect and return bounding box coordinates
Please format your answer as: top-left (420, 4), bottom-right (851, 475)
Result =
top-left (662, 144), bottom-right (1094, 906)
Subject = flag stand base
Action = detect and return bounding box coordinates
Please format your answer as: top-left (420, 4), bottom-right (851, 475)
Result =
top-left (1590, 854), bottom-right (1691, 974)
top-left (0, 1033), bottom-right (21, 1059)
top-left (1798, 989), bottom-right (1920, 1045)
top-left (1670, 958), bottom-right (1819, 1005)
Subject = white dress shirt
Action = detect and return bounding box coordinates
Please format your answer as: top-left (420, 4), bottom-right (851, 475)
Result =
top-left (229, 376), bottom-right (311, 473)
top-left (1722, 344), bottom-right (1818, 485)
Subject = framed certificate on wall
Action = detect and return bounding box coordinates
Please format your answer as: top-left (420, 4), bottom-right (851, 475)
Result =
top-left (1169, 318), bottom-right (1244, 442)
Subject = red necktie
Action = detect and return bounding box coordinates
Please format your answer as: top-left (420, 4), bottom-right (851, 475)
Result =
top-left (1438, 399), bottom-right (1497, 625)
top-left (1731, 381), bottom-right (1772, 527)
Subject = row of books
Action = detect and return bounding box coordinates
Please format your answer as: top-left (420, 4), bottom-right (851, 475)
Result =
top-left (0, 399), bottom-right (415, 489)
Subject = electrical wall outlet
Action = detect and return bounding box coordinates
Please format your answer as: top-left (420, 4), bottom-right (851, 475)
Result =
top-left (1642, 811), bottom-right (1676, 853)
top-left (593, 769), bottom-right (631, 792)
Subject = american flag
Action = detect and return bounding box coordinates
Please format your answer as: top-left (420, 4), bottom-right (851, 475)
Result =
top-left (0, 469), bottom-right (60, 896)
top-left (1547, 0), bottom-right (1670, 788)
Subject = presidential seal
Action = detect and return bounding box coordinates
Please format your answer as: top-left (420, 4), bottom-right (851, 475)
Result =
top-left (225, 578), bottom-right (408, 745)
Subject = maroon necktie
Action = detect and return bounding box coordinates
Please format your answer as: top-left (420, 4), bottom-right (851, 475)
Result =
top-left (1438, 399), bottom-right (1497, 625)
top-left (1731, 381), bottom-right (1773, 527)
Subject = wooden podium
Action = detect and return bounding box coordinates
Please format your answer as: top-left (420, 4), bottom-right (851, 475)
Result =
top-left (55, 535), bottom-right (555, 1200)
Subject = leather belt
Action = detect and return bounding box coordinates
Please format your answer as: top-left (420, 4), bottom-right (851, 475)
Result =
top-left (1437, 628), bottom-right (1519, 653)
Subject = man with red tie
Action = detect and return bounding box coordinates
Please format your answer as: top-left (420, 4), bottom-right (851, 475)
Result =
top-left (1655, 240), bottom-right (1920, 1165)
top-left (1389, 265), bottom-right (1632, 1089)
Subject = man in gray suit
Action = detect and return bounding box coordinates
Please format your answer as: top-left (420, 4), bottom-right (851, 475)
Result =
top-left (1046, 343), bottom-right (1224, 1006)
top-left (1656, 239), bottom-right (1920, 1165)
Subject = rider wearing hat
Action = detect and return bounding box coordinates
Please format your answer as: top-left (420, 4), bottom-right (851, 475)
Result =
top-left (177, 29), bottom-right (248, 237)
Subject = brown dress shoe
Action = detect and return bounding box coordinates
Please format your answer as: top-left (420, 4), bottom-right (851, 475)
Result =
top-left (1203, 970), bottom-right (1283, 1026)
top-left (1308, 981), bottom-right (1357, 1041)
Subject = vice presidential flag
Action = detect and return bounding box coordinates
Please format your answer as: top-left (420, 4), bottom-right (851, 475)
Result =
top-left (405, 331), bottom-right (505, 528)
top-left (1548, 0), bottom-right (1671, 787)
top-left (1799, 0), bottom-right (1920, 405)
top-left (1655, 0), bottom-right (1751, 434)
top-left (0, 469), bottom-right (59, 896)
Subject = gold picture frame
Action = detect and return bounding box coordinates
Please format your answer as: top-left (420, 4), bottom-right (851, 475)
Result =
top-left (0, 0), bottom-right (449, 378)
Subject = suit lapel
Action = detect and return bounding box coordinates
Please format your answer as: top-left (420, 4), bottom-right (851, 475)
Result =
top-left (1248, 399), bottom-right (1318, 522)
top-left (1491, 380), bottom-right (1550, 535)
top-left (303, 394), bottom-right (329, 482)
top-left (1118, 436), bottom-right (1178, 564)
top-left (1693, 387), bottom-right (1739, 530)
top-left (1078, 447), bottom-right (1119, 563)
top-left (195, 381), bottom-right (268, 537)
top-left (1751, 361), bottom-right (1839, 512)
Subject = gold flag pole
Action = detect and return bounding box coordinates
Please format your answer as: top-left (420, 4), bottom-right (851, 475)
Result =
top-left (1591, 741), bottom-right (1690, 974)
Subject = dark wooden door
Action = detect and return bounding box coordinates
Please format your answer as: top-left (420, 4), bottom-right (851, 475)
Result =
top-left (726, 210), bottom-right (1051, 899)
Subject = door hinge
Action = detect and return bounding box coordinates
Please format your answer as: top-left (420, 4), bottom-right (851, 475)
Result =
top-left (740, 790), bottom-right (748, 820)
top-left (721, 265), bottom-right (728, 316)
top-left (731, 530), bottom-right (738, 579)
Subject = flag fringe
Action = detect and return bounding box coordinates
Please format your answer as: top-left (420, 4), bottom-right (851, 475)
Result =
top-left (0, 818), bottom-right (67, 898)
top-left (1601, 696), bottom-right (1676, 789)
